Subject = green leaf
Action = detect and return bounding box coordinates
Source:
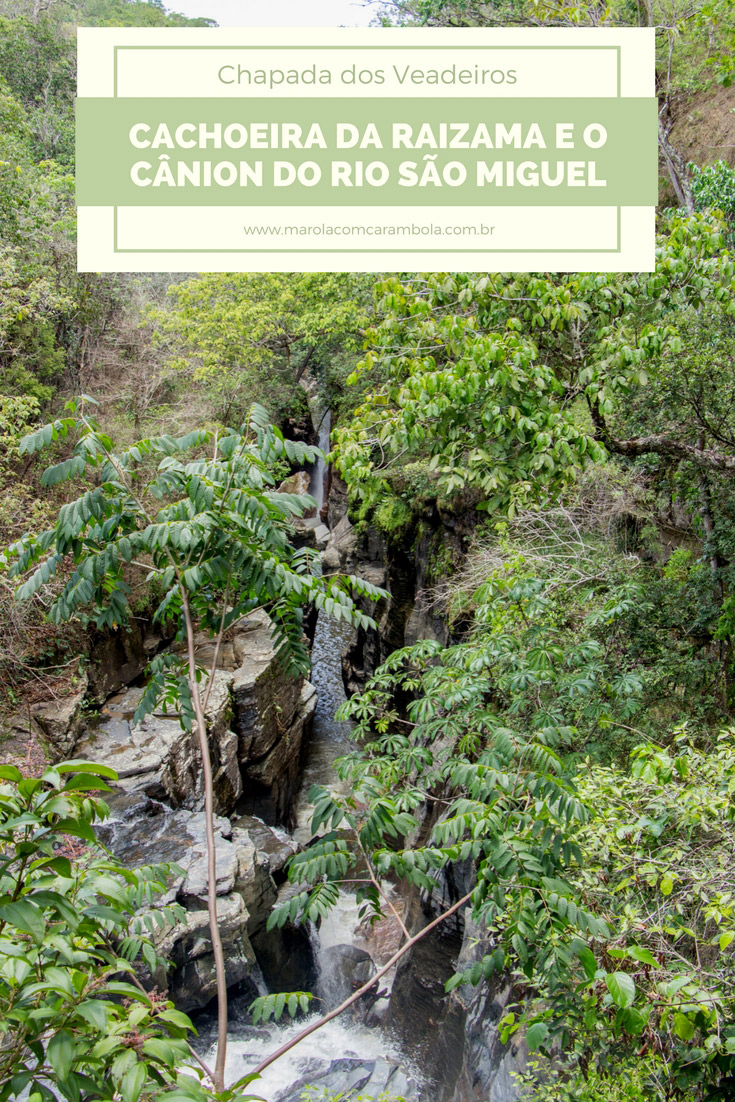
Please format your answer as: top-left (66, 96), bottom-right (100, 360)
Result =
top-left (157, 1009), bottom-right (195, 1033)
top-left (619, 1007), bottom-right (648, 1036)
top-left (47, 1030), bottom-right (74, 1081)
top-left (55, 761), bottom-right (118, 779)
top-left (666, 976), bottom-right (691, 997)
top-left (0, 900), bottom-right (46, 944)
top-left (526, 1022), bottom-right (549, 1050)
top-left (673, 1012), bottom-right (696, 1041)
top-left (606, 972), bottom-right (635, 1009)
top-left (120, 1063), bottom-right (146, 1102)
top-left (54, 818), bottom-right (98, 845)
top-left (141, 1038), bottom-right (178, 1065)
top-left (75, 1001), bottom-right (108, 1032)
top-left (61, 774), bottom-right (112, 793)
top-left (574, 944), bottom-right (597, 980)
top-left (628, 946), bottom-right (657, 967)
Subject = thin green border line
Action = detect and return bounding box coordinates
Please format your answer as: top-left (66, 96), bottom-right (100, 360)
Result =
top-left (113, 45), bottom-right (621, 97)
top-left (112, 204), bottom-right (622, 253)
top-left (109, 43), bottom-right (623, 254)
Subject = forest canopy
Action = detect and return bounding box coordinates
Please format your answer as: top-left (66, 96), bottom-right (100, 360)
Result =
top-left (2, 1), bottom-right (735, 1101)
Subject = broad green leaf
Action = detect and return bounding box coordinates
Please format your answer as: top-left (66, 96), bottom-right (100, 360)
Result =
top-left (157, 1008), bottom-right (195, 1032)
top-left (673, 1012), bottom-right (696, 1041)
top-left (55, 761), bottom-right (118, 779)
top-left (628, 946), bottom-right (657, 967)
top-left (75, 1001), bottom-right (108, 1032)
top-left (120, 1062), bottom-right (146, 1102)
top-left (47, 1030), bottom-right (74, 1081)
top-left (575, 945), bottom-right (597, 980)
top-left (606, 972), bottom-right (635, 1009)
top-left (0, 900), bottom-right (45, 944)
top-left (526, 1022), bottom-right (549, 1050)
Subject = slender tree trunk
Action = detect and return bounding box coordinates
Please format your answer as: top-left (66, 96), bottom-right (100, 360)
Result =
top-left (181, 590), bottom-right (228, 1090)
top-left (658, 114), bottom-right (695, 214)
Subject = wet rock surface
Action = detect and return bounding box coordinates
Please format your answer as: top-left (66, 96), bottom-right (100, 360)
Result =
top-left (31, 680), bottom-right (87, 757)
top-left (274, 1055), bottom-right (419, 1102)
top-left (387, 865), bottom-right (526, 1102)
top-left (76, 611), bottom-right (315, 824)
top-left (98, 790), bottom-right (309, 1012)
top-left (318, 943), bottom-right (376, 1011)
top-left (78, 609), bottom-right (319, 1012)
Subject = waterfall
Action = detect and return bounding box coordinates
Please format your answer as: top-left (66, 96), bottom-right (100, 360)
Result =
top-left (208, 603), bottom-right (421, 1100)
top-left (308, 409), bottom-right (331, 515)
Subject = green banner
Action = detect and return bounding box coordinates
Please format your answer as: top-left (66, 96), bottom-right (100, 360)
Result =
top-left (76, 96), bottom-right (657, 208)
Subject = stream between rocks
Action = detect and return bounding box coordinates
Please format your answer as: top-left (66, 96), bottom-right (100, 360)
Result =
top-left (191, 608), bottom-right (423, 1102)
top-left (78, 533), bottom-right (425, 1097)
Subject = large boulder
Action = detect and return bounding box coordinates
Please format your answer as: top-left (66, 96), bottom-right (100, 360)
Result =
top-left (154, 892), bottom-right (257, 1012)
top-left (318, 944), bottom-right (376, 1011)
top-left (76, 611), bottom-right (315, 826)
top-left (75, 684), bottom-right (238, 812)
top-left (31, 679), bottom-right (87, 758)
top-left (97, 794), bottom-right (301, 1011)
top-left (96, 794), bottom-right (258, 1009)
top-left (86, 621), bottom-right (163, 705)
top-left (97, 791), bottom-right (317, 1011)
top-left (277, 471), bottom-right (312, 498)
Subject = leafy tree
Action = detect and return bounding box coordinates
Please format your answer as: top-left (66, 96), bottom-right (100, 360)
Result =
top-left (258, 624), bottom-right (735, 1098)
top-left (0, 15), bottom-right (75, 164)
top-left (691, 161), bottom-right (735, 248)
top-left (512, 731), bottom-right (735, 1099)
top-left (152, 273), bottom-right (372, 425)
top-left (335, 213), bottom-right (735, 524)
top-left (375, 0), bottom-right (735, 205)
top-left (6, 396), bottom-right (385, 1089)
top-left (0, 758), bottom-right (265, 1102)
top-left (0, 3), bottom-right (215, 405)
top-left (244, 630), bottom-right (607, 1071)
top-left (237, 526), bottom-right (735, 1097)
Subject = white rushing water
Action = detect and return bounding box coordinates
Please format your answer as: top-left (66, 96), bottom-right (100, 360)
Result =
top-left (308, 410), bottom-right (332, 515)
top-left (215, 1015), bottom-right (412, 1101)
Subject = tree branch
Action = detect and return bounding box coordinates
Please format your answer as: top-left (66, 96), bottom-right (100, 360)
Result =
top-left (604, 432), bottom-right (735, 473)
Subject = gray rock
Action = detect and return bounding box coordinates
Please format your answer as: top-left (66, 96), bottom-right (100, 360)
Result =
top-left (274, 1056), bottom-right (419, 1102)
top-left (320, 544), bottom-right (341, 572)
top-left (277, 471), bottom-right (312, 498)
top-left (152, 893), bottom-right (257, 1012)
top-left (239, 681), bottom-right (317, 825)
top-left (32, 682), bottom-right (86, 757)
top-left (386, 873), bottom-right (526, 1102)
top-left (318, 944), bottom-right (376, 1011)
top-left (78, 611), bottom-right (313, 825)
top-left (313, 523), bottom-right (330, 550)
top-left (98, 794), bottom-right (267, 1012)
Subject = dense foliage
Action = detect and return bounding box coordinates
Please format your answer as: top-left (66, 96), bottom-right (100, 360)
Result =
top-left (150, 272), bottom-right (372, 425)
top-left (4, 1), bottom-right (735, 1100)
top-left (0, 758), bottom-right (257, 1102)
top-left (6, 397), bottom-right (381, 680)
